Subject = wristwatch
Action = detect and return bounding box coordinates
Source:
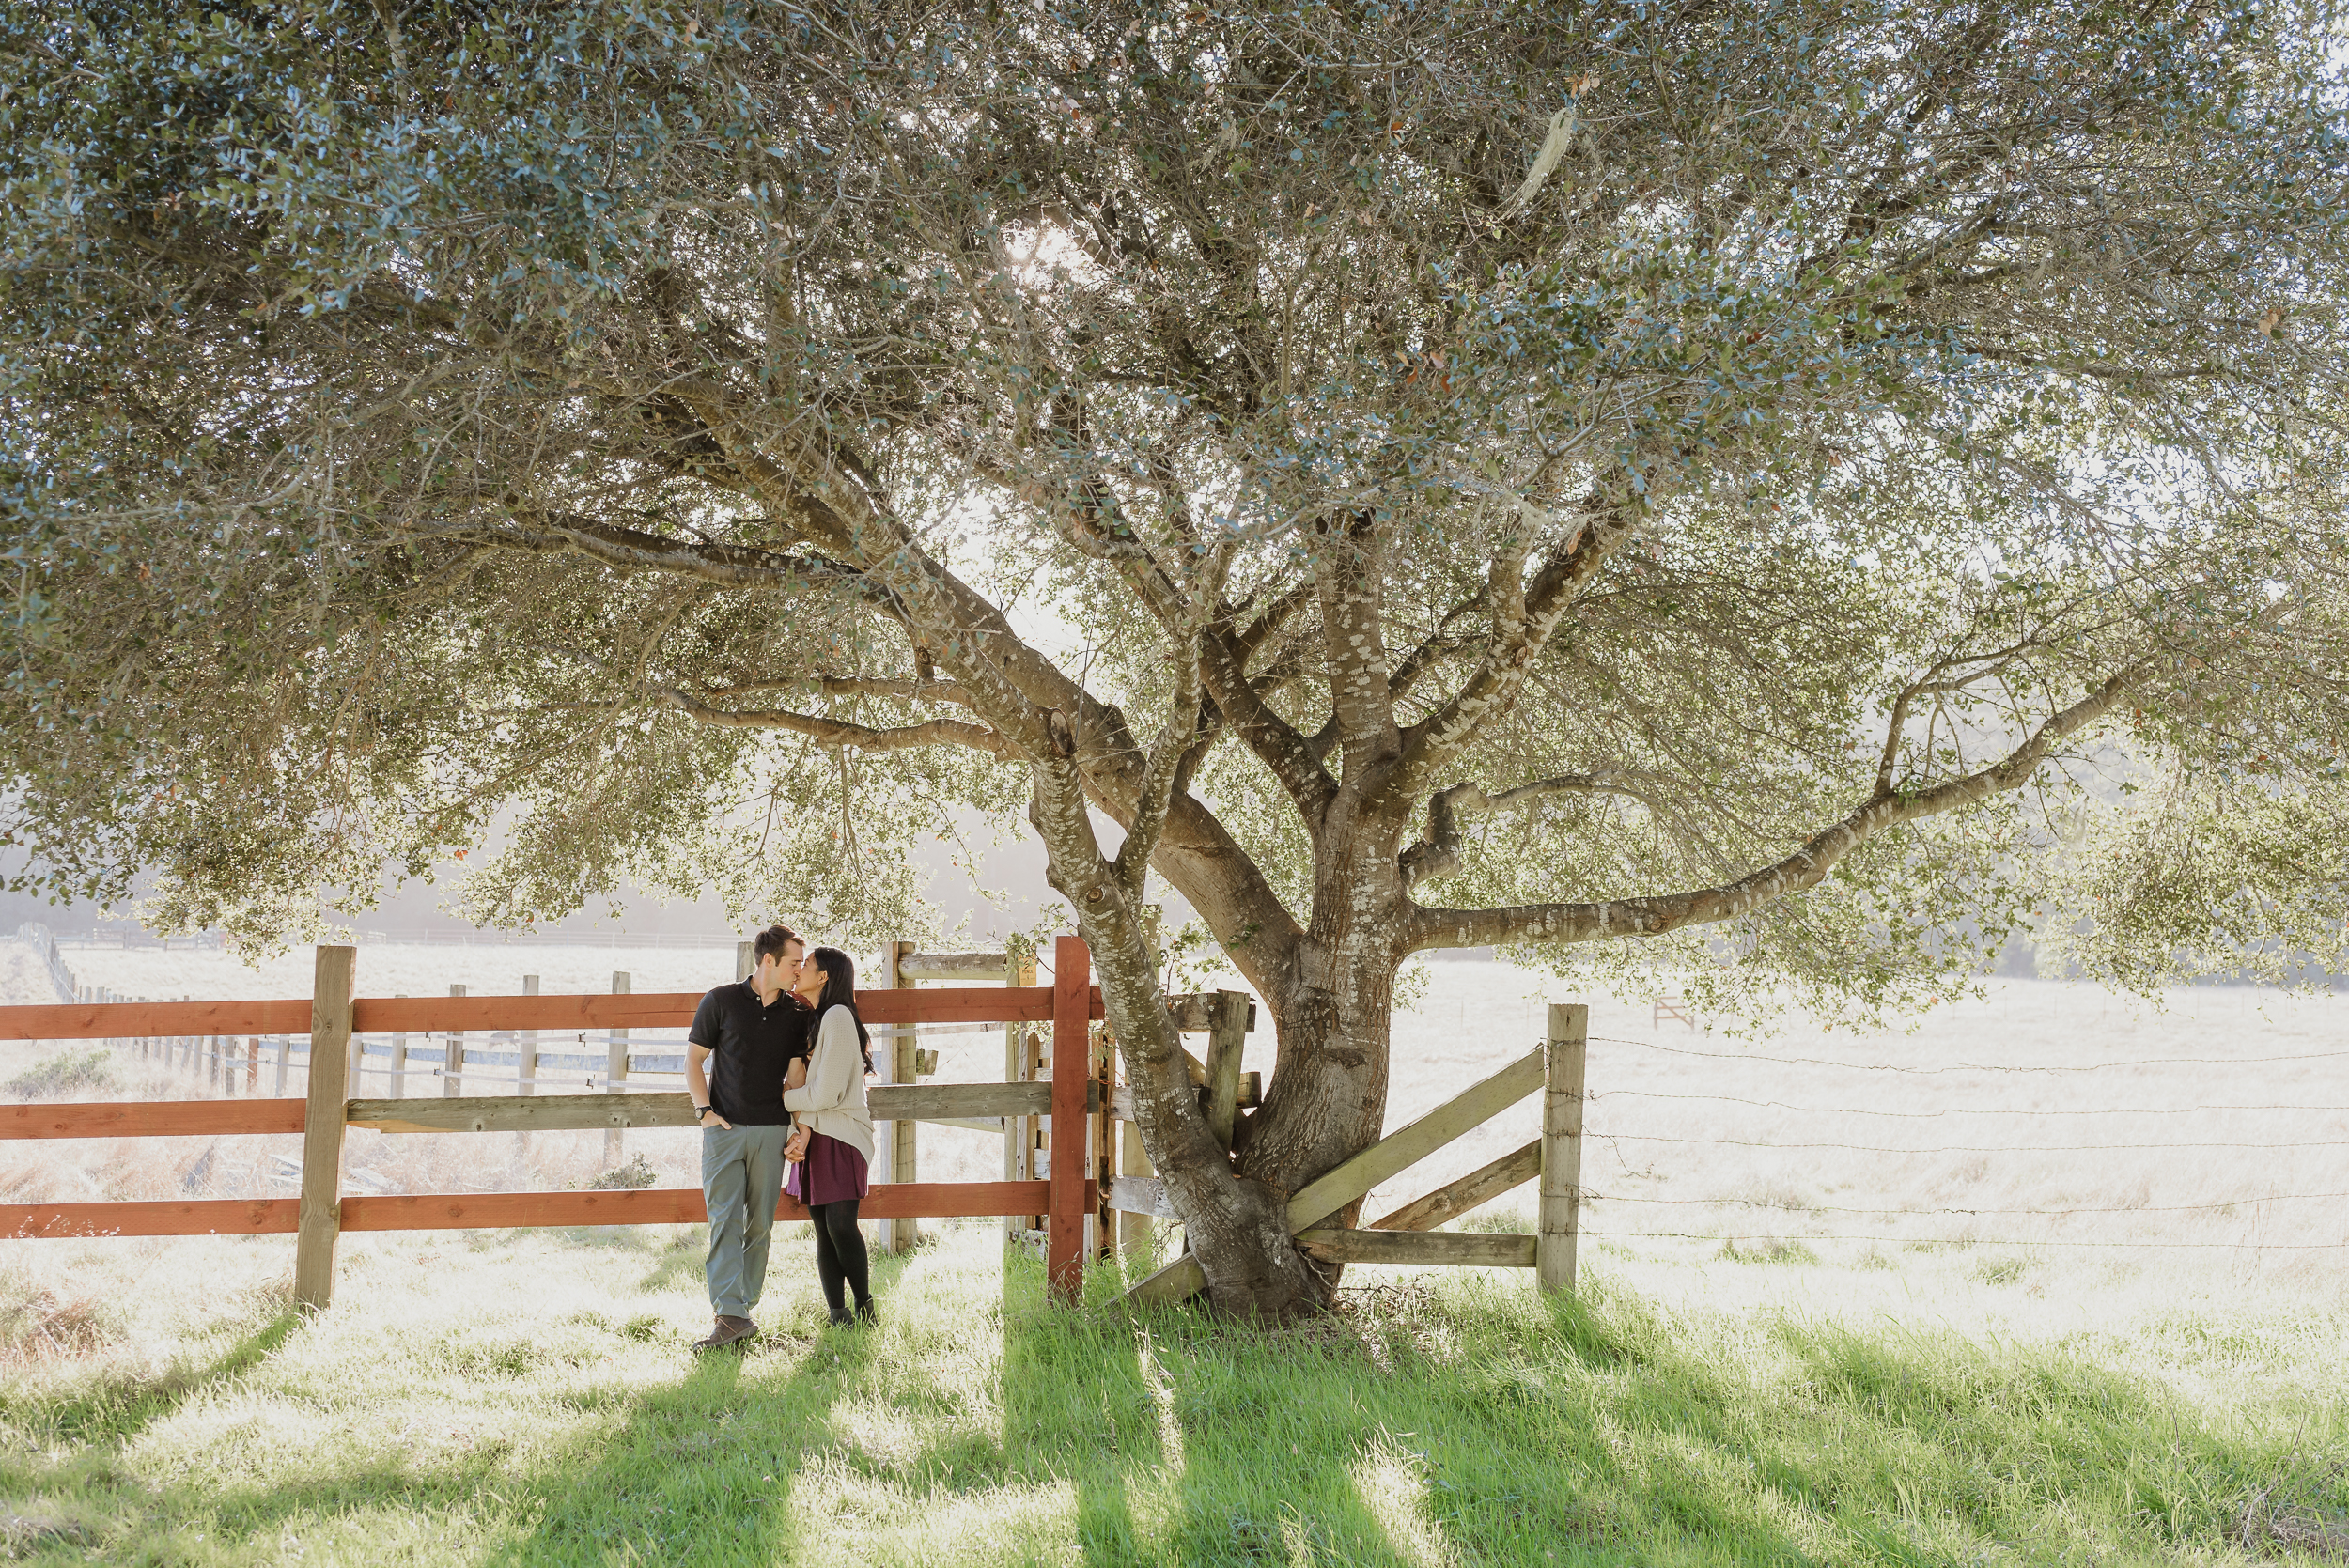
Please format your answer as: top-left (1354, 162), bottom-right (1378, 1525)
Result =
top-left (694, 1104), bottom-right (714, 1122)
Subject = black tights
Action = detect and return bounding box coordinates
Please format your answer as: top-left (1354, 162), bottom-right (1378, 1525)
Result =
top-left (810, 1199), bottom-right (871, 1312)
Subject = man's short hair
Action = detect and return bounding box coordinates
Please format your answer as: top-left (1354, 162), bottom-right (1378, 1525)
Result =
top-left (753, 924), bottom-right (801, 963)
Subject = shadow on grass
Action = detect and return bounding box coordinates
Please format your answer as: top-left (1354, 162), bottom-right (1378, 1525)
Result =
top-left (36, 1305), bottom-right (304, 1447)
top-left (25, 1235), bottom-right (2337, 1567)
top-left (977, 1250), bottom-right (1449, 1567)
top-left (1064, 1275), bottom-right (2322, 1567)
top-left (634, 1225), bottom-right (713, 1296)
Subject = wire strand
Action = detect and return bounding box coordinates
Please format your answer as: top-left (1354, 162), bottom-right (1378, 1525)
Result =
top-left (1579, 1190), bottom-right (2349, 1217)
top-left (1577, 1229), bottom-right (2349, 1251)
top-left (1585, 1033), bottom-right (2349, 1076)
top-left (1591, 1133), bottom-right (2349, 1153)
top-left (1594, 1091), bottom-right (2344, 1117)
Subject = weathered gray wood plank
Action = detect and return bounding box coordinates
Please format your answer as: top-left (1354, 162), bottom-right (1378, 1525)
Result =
top-left (895, 951), bottom-right (1011, 981)
top-left (1367, 1140), bottom-right (1541, 1233)
top-left (1108, 1175), bottom-right (1177, 1219)
top-left (294, 946), bottom-right (354, 1309)
top-left (1294, 1229), bottom-right (1535, 1267)
top-left (1540, 1004), bottom-right (1589, 1294)
top-left (349, 1080), bottom-right (1096, 1134)
top-left (1165, 994), bottom-right (1259, 1033)
top-left (1283, 1048), bottom-right (1542, 1232)
top-left (1202, 992), bottom-right (1248, 1152)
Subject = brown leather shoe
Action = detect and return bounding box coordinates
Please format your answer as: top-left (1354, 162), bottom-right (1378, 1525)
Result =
top-left (692, 1314), bottom-right (756, 1352)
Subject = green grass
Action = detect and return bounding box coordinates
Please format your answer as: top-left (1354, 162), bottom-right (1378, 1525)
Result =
top-left (2, 1224), bottom-right (2344, 1566)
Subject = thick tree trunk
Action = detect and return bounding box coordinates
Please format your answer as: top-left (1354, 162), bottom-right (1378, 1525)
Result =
top-left (1234, 963), bottom-right (1398, 1294)
top-left (1081, 884), bottom-right (1324, 1318)
top-left (1231, 823), bottom-right (1413, 1308)
top-left (1024, 759), bottom-right (1328, 1318)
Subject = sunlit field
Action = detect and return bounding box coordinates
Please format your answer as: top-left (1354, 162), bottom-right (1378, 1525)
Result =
top-left (3, 1222), bottom-right (2345, 1565)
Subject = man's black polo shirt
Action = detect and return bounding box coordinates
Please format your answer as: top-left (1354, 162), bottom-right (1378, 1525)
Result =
top-left (687, 980), bottom-right (811, 1126)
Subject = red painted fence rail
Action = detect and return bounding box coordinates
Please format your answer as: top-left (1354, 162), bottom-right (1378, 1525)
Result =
top-left (0, 937), bottom-right (1103, 1305)
top-left (0, 986), bottom-right (1104, 1042)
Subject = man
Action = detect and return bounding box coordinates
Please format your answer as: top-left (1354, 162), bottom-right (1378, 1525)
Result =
top-left (685, 923), bottom-right (808, 1351)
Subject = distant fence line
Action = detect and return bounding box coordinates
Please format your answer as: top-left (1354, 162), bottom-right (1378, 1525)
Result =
top-left (53, 929), bottom-right (758, 952)
top-left (10, 924), bottom-right (79, 1002)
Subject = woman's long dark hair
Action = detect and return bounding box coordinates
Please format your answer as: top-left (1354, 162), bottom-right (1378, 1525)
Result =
top-left (804, 947), bottom-right (874, 1073)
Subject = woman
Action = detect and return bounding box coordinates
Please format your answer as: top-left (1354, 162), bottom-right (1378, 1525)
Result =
top-left (782, 946), bottom-right (878, 1326)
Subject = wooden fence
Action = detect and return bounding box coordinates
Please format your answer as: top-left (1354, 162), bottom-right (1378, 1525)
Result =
top-left (4, 936), bottom-right (1587, 1308)
top-left (1, 939), bottom-right (1107, 1303)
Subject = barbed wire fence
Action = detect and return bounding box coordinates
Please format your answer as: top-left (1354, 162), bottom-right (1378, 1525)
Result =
top-left (1544, 1031), bottom-right (2349, 1260)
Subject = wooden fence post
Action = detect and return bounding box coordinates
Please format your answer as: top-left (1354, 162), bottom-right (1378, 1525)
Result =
top-left (390, 999), bottom-right (408, 1098)
top-left (881, 939), bottom-right (916, 1254)
top-left (1048, 936), bottom-right (1090, 1302)
top-left (1090, 1019), bottom-right (1112, 1261)
top-left (1203, 991), bottom-right (1249, 1156)
top-left (1538, 1003), bottom-right (1587, 1296)
top-left (605, 971), bottom-right (630, 1167)
top-left (1117, 1093), bottom-right (1156, 1260)
top-left (1005, 948), bottom-right (1038, 1239)
top-left (443, 985), bottom-right (466, 1099)
top-left (735, 939), bottom-right (755, 982)
top-left (519, 974), bottom-right (539, 1097)
top-left (294, 945), bottom-right (356, 1309)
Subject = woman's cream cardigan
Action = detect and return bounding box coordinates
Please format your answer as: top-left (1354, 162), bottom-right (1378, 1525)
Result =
top-left (782, 1004), bottom-right (875, 1164)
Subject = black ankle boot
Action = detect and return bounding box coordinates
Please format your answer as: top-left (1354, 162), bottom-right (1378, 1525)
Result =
top-left (827, 1306), bottom-right (853, 1327)
top-left (853, 1298), bottom-right (878, 1327)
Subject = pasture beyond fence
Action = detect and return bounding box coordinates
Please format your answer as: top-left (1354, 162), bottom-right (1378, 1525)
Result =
top-left (0, 939), bottom-right (1594, 1308)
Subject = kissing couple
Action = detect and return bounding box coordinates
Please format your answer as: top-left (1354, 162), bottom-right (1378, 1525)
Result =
top-left (683, 923), bottom-right (877, 1350)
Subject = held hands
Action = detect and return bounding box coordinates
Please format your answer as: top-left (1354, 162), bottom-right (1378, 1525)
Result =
top-left (784, 1120), bottom-right (811, 1164)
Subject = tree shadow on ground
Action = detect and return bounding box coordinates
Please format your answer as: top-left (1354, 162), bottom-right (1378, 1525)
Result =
top-left (27, 1245), bottom-right (2329, 1567)
top-left (30, 1305), bottom-right (303, 1448)
top-left (635, 1224), bottom-right (717, 1295)
top-left (484, 1225), bottom-right (912, 1565)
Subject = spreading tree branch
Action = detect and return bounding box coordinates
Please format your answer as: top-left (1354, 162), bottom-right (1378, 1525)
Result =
top-left (1398, 768), bottom-right (1665, 890)
top-left (1408, 657), bottom-right (2156, 950)
top-left (654, 688), bottom-right (1021, 758)
top-left (1113, 631), bottom-right (1205, 896)
top-left (1392, 486), bottom-right (1643, 796)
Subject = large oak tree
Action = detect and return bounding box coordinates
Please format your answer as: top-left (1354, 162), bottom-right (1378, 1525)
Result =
top-left (5, 0), bottom-right (2346, 1314)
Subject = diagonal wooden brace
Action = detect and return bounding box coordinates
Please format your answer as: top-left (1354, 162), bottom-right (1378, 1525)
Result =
top-left (1120, 1047), bottom-right (1543, 1308)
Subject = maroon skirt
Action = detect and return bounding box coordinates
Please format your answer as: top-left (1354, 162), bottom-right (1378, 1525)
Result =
top-left (786, 1130), bottom-right (871, 1207)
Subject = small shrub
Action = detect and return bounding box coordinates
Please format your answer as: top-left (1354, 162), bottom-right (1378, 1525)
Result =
top-left (1717, 1235), bottom-right (1821, 1265)
top-left (582, 1155), bottom-right (657, 1191)
top-left (4, 1050), bottom-right (114, 1100)
top-left (1974, 1255), bottom-right (2030, 1286)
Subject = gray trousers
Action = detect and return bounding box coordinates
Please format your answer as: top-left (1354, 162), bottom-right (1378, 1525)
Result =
top-left (701, 1123), bottom-right (788, 1317)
